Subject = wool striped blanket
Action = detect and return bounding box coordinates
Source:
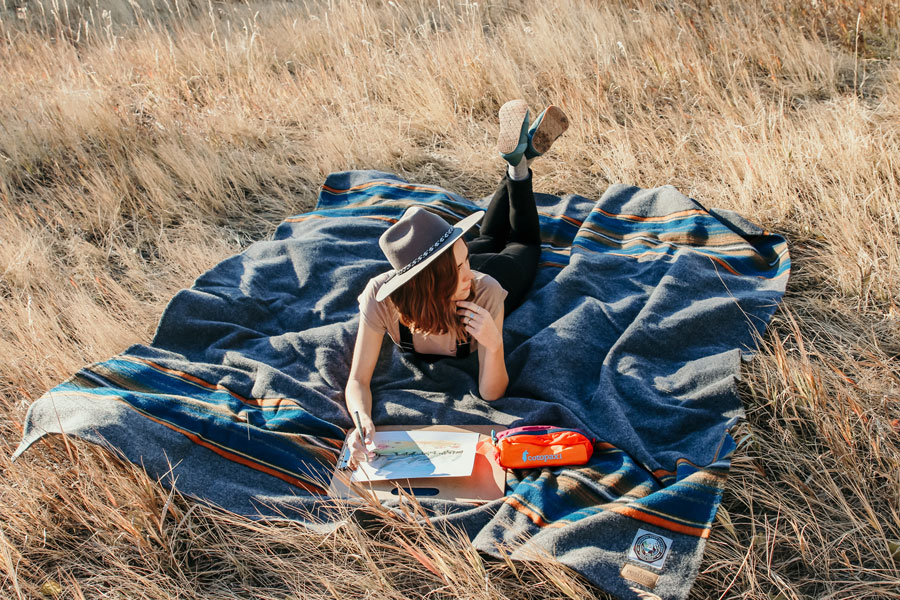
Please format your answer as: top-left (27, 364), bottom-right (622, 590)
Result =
top-left (15, 170), bottom-right (789, 600)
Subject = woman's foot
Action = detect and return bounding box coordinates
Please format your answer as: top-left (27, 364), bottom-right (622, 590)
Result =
top-left (525, 105), bottom-right (568, 159)
top-left (497, 99), bottom-right (530, 167)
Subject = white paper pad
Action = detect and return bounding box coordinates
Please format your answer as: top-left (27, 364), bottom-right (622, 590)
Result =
top-left (350, 430), bottom-right (479, 483)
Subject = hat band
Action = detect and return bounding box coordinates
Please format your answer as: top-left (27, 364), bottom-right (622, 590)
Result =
top-left (395, 226), bottom-right (455, 276)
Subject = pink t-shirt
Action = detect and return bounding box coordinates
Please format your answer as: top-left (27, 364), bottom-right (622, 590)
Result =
top-left (358, 270), bottom-right (507, 356)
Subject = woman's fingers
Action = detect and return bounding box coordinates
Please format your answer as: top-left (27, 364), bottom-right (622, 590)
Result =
top-left (459, 312), bottom-right (481, 325)
top-left (349, 430), bottom-right (365, 456)
top-left (455, 301), bottom-right (501, 352)
top-left (456, 300), bottom-right (486, 314)
top-left (360, 422), bottom-right (376, 459)
top-left (456, 302), bottom-right (486, 330)
top-left (359, 420), bottom-right (373, 444)
top-left (347, 423), bottom-right (376, 468)
top-left (456, 301), bottom-right (486, 326)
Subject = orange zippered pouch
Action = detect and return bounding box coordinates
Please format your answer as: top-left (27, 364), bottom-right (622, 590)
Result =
top-left (491, 425), bottom-right (594, 469)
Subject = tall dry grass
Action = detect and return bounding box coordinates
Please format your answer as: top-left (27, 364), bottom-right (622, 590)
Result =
top-left (1, 0), bottom-right (899, 597)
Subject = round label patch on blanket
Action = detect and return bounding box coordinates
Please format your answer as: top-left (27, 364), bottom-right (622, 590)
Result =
top-left (628, 529), bottom-right (673, 570)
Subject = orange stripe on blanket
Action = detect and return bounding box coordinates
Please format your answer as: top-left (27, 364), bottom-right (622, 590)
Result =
top-left (651, 456), bottom-right (733, 480)
top-left (284, 214), bottom-right (325, 222)
top-left (58, 388), bottom-right (331, 495)
top-left (112, 397), bottom-right (330, 495)
top-left (614, 506), bottom-right (710, 538)
top-left (283, 214), bottom-right (399, 224)
top-left (593, 441), bottom-right (619, 451)
top-left (504, 496), bottom-right (551, 528)
top-left (121, 356), bottom-right (301, 410)
top-left (652, 459), bottom-right (696, 480)
top-left (602, 249), bottom-right (744, 277)
top-left (701, 254), bottom-right (742, 276)
top-left (116, 357), bottom-right (346, 450)
top-left (505, 494), bottom-right (711, 537)
top-left (537, 211), bottom-right (584, 228)
top-left (591, 206), bottom-right (707, 223)
top-left (321, 180), bottom-right (449, 196)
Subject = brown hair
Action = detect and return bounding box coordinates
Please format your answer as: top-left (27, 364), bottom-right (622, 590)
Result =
top-left (390, 248), bottom-right (469, 341)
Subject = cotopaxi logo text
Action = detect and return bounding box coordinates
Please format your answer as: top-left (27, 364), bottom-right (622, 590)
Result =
top-left (521, 450), bottom-right (562, 463)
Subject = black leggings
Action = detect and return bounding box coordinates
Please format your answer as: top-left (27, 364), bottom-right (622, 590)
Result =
top-left (467, 173), bottom-right (540, 315)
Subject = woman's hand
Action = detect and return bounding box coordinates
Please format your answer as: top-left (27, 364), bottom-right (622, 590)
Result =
top-left (456, 300), bottom-right (502, 353)
top-left (347, 414), bottom-right (376, 470)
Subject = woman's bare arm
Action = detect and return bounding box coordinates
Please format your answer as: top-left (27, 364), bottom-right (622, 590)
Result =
top-left (457, 300), bottom-right (508, 401)
top-left (344, 317), bottom-right (384, 465)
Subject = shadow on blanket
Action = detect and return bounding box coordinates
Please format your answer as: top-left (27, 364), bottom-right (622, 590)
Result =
top-left (14, 170), bottom-right (789, 600)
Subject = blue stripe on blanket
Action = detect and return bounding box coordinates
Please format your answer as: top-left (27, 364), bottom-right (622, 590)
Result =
top-left (58, 357), bottom-right (343, 494)
top-left (502, 447), bottom-right (728, 537)
top-left (574, 192), bottom-right (790, 279)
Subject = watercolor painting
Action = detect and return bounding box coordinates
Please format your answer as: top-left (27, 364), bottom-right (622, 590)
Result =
top-left (351, 430), bottom-right (479, 483)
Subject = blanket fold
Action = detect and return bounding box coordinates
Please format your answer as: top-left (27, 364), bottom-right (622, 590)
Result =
top-left (15, 170), bottom-right (789, 600)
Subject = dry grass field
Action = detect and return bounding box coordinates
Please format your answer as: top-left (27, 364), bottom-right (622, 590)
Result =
top-left (1, 0), bottom-right (899, 598)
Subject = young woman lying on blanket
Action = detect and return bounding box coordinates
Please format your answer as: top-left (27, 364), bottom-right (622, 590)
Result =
top-left (345, 99), bottom-right (568, 466)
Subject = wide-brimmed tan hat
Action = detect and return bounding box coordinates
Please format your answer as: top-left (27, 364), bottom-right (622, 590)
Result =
top-left (375, 206), bottom-right (484, 302)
